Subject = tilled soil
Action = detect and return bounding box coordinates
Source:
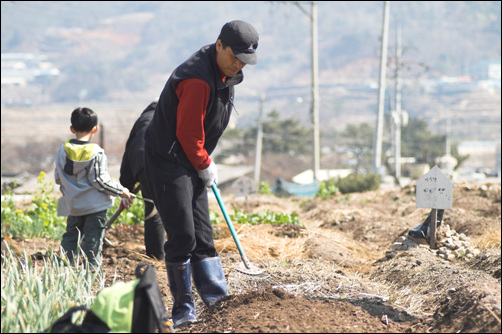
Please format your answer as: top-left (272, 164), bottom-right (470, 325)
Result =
top-left (15, 182), bottom-right (502, 333)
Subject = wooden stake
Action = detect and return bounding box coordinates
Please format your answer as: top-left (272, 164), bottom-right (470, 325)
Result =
top-left (430, 209), bottom-right (437, 249)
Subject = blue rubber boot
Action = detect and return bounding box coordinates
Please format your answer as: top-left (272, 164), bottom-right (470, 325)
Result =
top-left (192, 257), bottom-right (228, 307)
top-left (165, 260), bottom-right (197, 328)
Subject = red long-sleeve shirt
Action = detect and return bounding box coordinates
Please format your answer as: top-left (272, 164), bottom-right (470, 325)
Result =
top-left (175, 78), bottom-right (211, 170)
top-left (175, 59), bottom-right (228, 171)
top-left (176, 74), bottom-right (228, 170)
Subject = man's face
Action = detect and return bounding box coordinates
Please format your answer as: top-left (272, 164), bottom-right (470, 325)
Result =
top-left (215, 40), bottom-right (246, 77)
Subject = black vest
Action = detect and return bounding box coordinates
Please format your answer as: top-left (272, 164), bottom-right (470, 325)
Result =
top-left (144, 44), bottom-right (243, 171)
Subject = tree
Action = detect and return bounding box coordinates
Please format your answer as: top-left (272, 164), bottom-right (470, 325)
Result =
top-left (339, 123), bottom-right (374, 173)
top-left (213, 126), bottom-right (250, 163)
top-left (258, 110), bottom-right (311, 155)
top-left (401, 117), bottom-right (446, 167)
top-left (337, 118), bottom-right (468, 176)
top-left (216, 110), bottom-right (311, 162)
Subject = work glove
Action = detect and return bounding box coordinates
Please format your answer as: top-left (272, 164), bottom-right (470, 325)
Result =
top-left (198, 161), bottom-right (218, 188)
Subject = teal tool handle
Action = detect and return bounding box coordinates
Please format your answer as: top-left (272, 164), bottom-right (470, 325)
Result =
top-left (211, 183), bottom-right (252, 268)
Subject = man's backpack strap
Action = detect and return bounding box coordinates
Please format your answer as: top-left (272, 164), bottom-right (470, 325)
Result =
top-left (132, 263), bottom-right (172, 333)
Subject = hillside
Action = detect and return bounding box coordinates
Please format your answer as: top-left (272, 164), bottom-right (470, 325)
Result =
top-left (2, 2), bottom-right (500, 105)
top-left (1, 1), bottom-right (501, 175)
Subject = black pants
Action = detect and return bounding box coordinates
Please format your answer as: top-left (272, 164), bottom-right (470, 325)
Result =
top-left (144, 145), bottom-right (217, 263)
top-left (137, 170), bottom-right (165, 260)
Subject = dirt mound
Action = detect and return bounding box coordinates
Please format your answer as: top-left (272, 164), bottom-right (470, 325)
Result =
top-left (371, 247), bottom-right (500, 325)
top-left (468, 249), bottom-right (502, 279)
top-left (186, 287), bottom-right (425, 333)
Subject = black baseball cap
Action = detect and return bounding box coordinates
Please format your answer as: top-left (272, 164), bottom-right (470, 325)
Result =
top-left (218, 20), bottom-right (259, 65)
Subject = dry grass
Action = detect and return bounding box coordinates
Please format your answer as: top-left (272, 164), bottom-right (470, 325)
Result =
top-left (213, 216), bottom-right (383, 264)
top-left (214, 223), bottom-right (308, 260)
top-left (470, 226), bottom-right (502, 250)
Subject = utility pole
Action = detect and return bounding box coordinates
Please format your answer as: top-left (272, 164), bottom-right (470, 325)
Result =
top-left (254, 93), bottom-right (265, 187)
top-left (393, 21), bottom-right (402, 183)
top-left (373, 1), bottom-right (390, 175)
top-left (294, 1), bottom-right (320, 181)
top-left (311, 1), bottom-right (320, 181)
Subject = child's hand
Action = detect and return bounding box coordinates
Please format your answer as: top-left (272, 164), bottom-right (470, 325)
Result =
top-left (120, 188), bottom-right (133, 209)
top-left (121, 188), bottom-right (132, 199)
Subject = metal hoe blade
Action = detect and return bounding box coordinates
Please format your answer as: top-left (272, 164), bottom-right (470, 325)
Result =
top-left (211, 183), bottom-right (263, 276)
top-left (236, 259), bottom-right (263, 276)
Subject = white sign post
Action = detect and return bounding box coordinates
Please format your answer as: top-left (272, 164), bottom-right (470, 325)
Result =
top-left (416, 166), bottom-right (454, 248)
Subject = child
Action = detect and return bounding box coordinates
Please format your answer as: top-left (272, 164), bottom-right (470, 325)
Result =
top-left (55, 107), bottom-right (132, 269)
